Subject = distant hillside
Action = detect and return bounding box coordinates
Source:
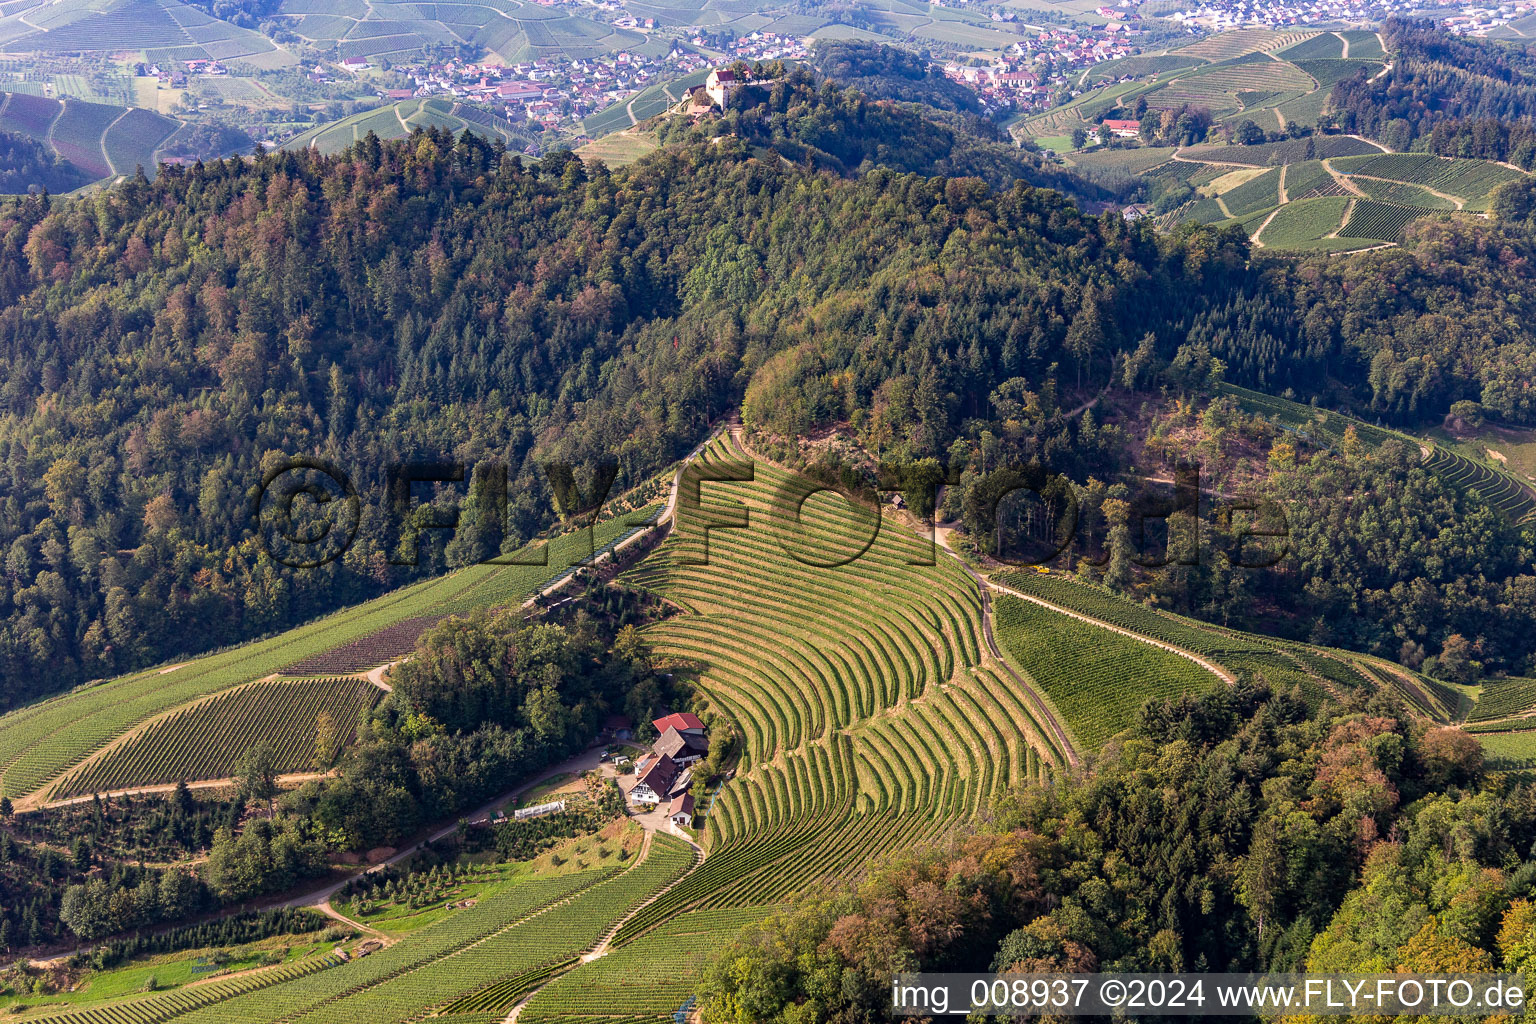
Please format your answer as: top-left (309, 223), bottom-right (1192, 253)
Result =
top-left (0, 93), bottom-right (181, 188)
top-left (694, 64), bottom-right (1108, 200)
top-left (1333, 19), bottom-right (1536, 164)
top-left (284, 98), bottom-right (534, 155)
top-left (810, 40), bottom-right (982, 114)
top-left (0, 127), bottom-right (91, 194)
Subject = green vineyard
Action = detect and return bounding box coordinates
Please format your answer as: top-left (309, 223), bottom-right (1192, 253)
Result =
top-left (0, 510), bottom-right (655, 799)
top-left (57, 677), bottom-right (382, 797)
top-left (1332, 153), bottom-right (1525, 202)
top-left (991, 594), bottom-right (1221, 748)
top-left (622, 438), bottom-right (1066, 824)
top-left (608, 436), bottom-right (1074, 924)
top-left (19, 953), bottom-right (349, 1024)
top-left (1338, 199), bottom-right (1439, 241)
top-left (1422, 448), bottom-right (1536, 524)
top-left (1468, 678), bottom-right (1536, 723)
top-left (165, 865), bottom-right (626, 1024)
top-left (519, 905), bottom-right (773, 1022)
top-left (990, 570), bottom-right (1448, 717)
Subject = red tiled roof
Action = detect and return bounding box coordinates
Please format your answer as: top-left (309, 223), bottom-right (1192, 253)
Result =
top-left (653, 712), bottom-right (705, 734)
top-left (670, 793), bottom-right (694, 816)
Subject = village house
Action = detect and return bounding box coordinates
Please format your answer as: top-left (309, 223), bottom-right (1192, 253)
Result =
top-left (629, 751), bottom-right (679, 805)
top-left (1103, 118), bottom-right (1142, 137)
top-left (669, 793), bottom-right (695, 827)
top-left (654, 725), bottom-right (707, 767)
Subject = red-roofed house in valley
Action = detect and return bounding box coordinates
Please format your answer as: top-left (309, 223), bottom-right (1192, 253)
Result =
top-left (1102, 119), bottom-right (1141, 137)
top-left (652, 712), bottom-right (705, 737)
top-left (669, 793), bottom-right (695, 827)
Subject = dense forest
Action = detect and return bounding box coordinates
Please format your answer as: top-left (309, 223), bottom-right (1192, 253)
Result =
top-left (0, 65), bottom-right (1532, 704)
top-left (699, 684), bottom-right (1521, 1020)
top-left (0, 130), bottom-right (90, 195)
top-left (1332, 19), bottom-right (1536, 163)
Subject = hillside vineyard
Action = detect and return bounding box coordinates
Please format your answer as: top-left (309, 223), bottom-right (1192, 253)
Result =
top-left (0, 23), bottom-right (1534, 1024)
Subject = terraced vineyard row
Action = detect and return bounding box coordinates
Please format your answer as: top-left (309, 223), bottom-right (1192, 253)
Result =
top-left (20, 953), bottom-right (348, 1024)
top-left (388, 834), bottom-right (696, 1020)
top-left (612, 812), bottom-right (934, 945)
top-left (0, 510), bottom-right (654, 799)
top-left (170, 868), bottom-right (619, 1024)
top-left (1468, 678), bottom-right (1536, 723)
top-left (992, 595), bottom-right (1220, 748)
top-left (622, 436), bottom-right (1065, 846)
top-left (1338, 199), bottom-right (1437, 241)
top-left (1423, 447), bottom-right (1536, 524)
top-left (519, 905), bottom-right (773, 1022)
top-left (57, 677), bottom-right (381, 797)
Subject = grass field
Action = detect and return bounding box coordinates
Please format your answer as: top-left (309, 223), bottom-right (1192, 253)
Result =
top-left (0, 512), bottom-right (656, 800)
top-left (576, 130), bottom-right (658, 167)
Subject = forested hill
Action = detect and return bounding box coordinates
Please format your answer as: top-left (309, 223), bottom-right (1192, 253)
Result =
top-left (0, 85), bottom-right (1535, 703)
top-left (809, 41), bottom-right (984, 114)
top-left (1333, 19), bottom-right (1536, 164)
top-left (665, 62), bottom-right (1103, 199)
top-left (0, 124), bottom-right (1233, 703)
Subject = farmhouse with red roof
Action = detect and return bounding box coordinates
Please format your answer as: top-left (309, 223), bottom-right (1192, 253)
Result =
top-left (652, 712), bottom-right (705, 736)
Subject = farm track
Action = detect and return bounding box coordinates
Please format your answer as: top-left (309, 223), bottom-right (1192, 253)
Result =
top-left (100, 108), bottom-right (130, 176)
top-left (1251, 205), bottom-right (1282, 247)
top-left (1328, 197), bottom-right (1356, 237)
top-left (36, 771), bottom-right (329, 810)
top-left (1348, 172), bottom-right (1466, 208)
top-left (1322, 158), bottom-right (1367, 195)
